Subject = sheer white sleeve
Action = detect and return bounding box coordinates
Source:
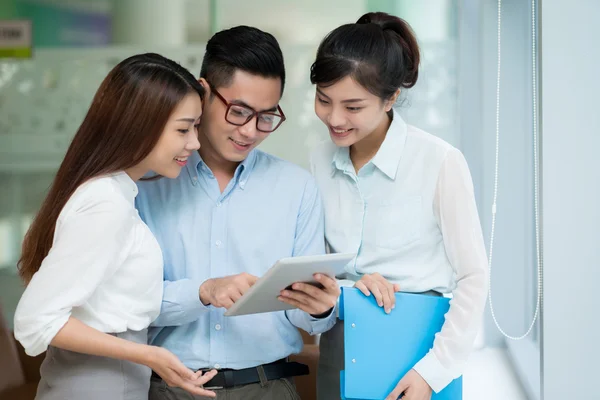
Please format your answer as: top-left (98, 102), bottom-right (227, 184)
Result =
top-left (412, 148), bottom-right (489, 392)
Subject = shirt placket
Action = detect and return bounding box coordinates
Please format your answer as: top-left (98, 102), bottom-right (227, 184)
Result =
top-left (199, 167), bottom-right (230, 369)
top-left (342, 166), bottom-right (367, 276)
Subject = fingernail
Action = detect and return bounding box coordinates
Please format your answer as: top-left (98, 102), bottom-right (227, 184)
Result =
top-left (315, 274), bottom-right (321, 279)
top-left (281, 291), bottom-right (288, 297)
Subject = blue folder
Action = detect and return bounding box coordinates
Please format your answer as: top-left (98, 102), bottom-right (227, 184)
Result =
top-left (339, 287), bottom-right (463, 400)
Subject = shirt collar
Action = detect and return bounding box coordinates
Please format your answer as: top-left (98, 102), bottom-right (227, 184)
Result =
top-left (330, 109), bottom-right (407, 180)
top-left (187, 149), bottom-right (258, 189)
top-left (370, 110), bottom-right (408, 180)
top-left (331, 146), bottom-right (352, 176)
top-left (236, 149), bottom-right (257, 189)
top-left (111, 171), bottom-right (138, 201)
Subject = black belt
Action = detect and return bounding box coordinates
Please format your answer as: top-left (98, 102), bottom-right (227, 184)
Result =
top-left (152, 359), bottom-right (309, 389)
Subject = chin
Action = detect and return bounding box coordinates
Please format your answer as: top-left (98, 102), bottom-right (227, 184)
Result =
top-left (330, 135), bottom-right (355, 148)
top-left (224, 150), bottom-right (251, 163)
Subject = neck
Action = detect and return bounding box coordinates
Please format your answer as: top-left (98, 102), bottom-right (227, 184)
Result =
top-left (124, 166), bottom-right (147, 182)
top-left (198, 133), bottom-right (240, 193)
top-left (198, 146), bottom-right (239, 178)
top-left (350, 114), bottom-right (392, 172)
top-left (198, 128), bottom-right (239, 178)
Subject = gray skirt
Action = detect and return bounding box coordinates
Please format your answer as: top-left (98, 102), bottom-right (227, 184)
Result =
top-left (35, 329), bottom-right (151, 400)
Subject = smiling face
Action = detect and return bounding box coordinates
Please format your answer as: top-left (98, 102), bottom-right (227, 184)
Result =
top-left (197, 70), bottom-right (282, 169)
top-left (137, 92), bottom-right (203, 179)
top-left (314, 75), bottom-right (397, 148)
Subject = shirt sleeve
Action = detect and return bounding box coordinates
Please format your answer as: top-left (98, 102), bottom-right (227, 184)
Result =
top-left (14, 196), bottom-right (132, 356)
top-left (134, 194), bottom-right (210, 327)
top-left (284, 176), bottom-right (337, 335)
top-left (412, 148), bottom-right (489, 393)
top-left (150, 278), bottom-right (211, 327)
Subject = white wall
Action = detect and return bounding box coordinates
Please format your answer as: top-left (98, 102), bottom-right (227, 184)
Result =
top-left (540, 0), bottom-right (600, 398)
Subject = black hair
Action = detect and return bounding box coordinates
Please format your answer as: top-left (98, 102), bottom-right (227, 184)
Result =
top-left (310, 12), bottom-right (420, 102)
top-left (200, 25), bottom-right (286, 95)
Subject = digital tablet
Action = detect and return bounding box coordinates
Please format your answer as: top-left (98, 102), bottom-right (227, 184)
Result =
top-left (224, 252), bottom-right (356, 317)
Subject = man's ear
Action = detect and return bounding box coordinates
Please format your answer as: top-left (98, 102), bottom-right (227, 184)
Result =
top-left (198, 78), bottom-right (211, 104)
top-left (199, 77), bottom-right (209, 90)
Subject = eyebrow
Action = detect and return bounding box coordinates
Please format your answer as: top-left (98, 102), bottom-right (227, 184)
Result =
top-left (230, 99), bottom-right (278, 113)
top-left (176, 116), bottom-right (201, 123)
top-left (316, 88), bottom-right (367, 104)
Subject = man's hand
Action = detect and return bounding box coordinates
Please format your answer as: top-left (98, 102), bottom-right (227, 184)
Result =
top-left (199, 273), bottom-right (258, 309)
top-left (277, 274), bottom-right (340, 316)
top-left (386, 369), bottom-right (432, 400)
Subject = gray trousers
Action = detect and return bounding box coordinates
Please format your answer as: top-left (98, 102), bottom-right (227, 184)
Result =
top-left (149, 374), bottom-right (300, 400)
top-left (317, 320), bottom-right (346, 400)
top-left (35, 329), bottom-right (151, 400)
top-left (318, 291), bottom-right (443, 400)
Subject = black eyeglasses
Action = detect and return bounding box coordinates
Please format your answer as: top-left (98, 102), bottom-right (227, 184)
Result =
top-left (209, 85), bottom-right (286, 133)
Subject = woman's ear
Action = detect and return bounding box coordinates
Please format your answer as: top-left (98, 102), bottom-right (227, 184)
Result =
top-left (385, 89), bottom-right (401, 112)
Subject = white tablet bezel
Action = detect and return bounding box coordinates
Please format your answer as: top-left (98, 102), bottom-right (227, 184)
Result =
top-left (223, 252), bottom-right (355, 317)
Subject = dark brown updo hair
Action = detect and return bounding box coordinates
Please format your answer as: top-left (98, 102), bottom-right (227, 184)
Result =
top-left (310, 12), bottom-right (420, 102)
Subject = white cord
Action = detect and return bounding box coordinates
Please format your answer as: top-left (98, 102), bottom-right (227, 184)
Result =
top-left (488, 0), bottom-right (543, 340)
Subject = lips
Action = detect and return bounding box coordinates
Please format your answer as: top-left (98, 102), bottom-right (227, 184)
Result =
top-left (174, 156), bottom-right (188, 166)
top-left (329, 126), bottom-right (353, 138)
top-left (230, 138), bottom-right (252, 150)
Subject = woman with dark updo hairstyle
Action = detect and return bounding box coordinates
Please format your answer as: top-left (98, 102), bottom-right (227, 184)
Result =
top-left (310, 12), bottom-right (488, 400)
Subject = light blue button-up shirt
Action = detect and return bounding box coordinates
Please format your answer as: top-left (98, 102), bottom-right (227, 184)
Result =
top-left (310, 110), bottom-right (488, 392)
top-left (135, 149), bottom-right (336, 370)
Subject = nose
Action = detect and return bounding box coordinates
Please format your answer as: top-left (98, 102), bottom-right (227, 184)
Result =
top-left (237, 116), bottom-right (259, 140)
top-left (327, 107), bottom-right (346, 128)
top-left (186, 129), bottom-right (201, 151)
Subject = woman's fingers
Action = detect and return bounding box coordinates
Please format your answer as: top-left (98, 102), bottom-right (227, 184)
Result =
top-left (355, 280), bottom-right (371, 297)
top-left (356, 275), bottom-right (400, 314)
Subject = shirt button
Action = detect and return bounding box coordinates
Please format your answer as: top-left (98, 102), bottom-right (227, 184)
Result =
top-left (215, 240), bottom-right (222, 247)
top-left (214, 363), bottom-right (221, 369)
top-left (216, 201), bottom-right (222, 207)
top-left (215, 324), bottom-right (221, 331)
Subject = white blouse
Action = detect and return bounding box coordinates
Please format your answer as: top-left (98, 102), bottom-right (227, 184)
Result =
top-left (310, 111), bottom-right (489, 393)
top-left (14, 172), bottom-right (163, 356)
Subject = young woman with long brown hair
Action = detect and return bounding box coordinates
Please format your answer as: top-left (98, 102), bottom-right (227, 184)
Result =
top-left (13, 53), bottom-right (217, 399)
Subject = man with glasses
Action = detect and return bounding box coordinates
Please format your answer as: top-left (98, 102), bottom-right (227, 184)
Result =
top-left (136, 26), bottom-right (339, 400)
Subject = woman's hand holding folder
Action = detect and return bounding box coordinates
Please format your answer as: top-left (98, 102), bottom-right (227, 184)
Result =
top-left (386, 368), bottom-right (433, 400)
top-left (354, 273), bottom-right (401, 314)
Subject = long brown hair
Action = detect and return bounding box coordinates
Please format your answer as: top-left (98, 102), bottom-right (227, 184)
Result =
top-left (18, 53), bottom-right (204, 283)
